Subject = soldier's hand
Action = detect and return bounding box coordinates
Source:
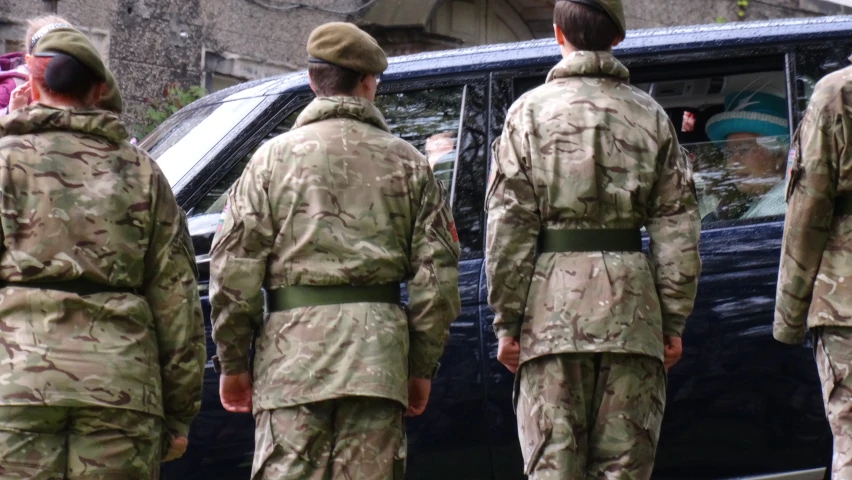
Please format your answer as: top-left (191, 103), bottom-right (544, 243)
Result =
top-left (497, 336), bottom-right (521, 374)
top-left (219, 372), bottom-right (252, 413)
top-left (405, 377), bottom-right (431, 417)
top-left (664, 335), bottom-right (683, 372)
top-left (162, 436), bottom-right (188, 462)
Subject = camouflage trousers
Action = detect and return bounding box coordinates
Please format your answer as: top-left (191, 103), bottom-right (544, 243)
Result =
top-left (0, 405), bottom-right (162, 479)
top-left (252, 397), bottom-right (405, 480)
top-left (815, 327), bottom-right (852, 479)
top-left (515, 353), bottom-right (666, 480)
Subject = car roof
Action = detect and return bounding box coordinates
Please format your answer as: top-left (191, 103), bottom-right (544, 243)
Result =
top-left (186, 15), bottom-right (852, 111)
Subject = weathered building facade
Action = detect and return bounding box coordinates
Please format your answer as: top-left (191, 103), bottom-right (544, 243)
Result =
top-left (0, 0), bottom-right (849, 133)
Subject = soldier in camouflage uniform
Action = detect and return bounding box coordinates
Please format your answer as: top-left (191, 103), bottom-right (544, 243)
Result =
top-left (210, 22), bottom-right (460, 479)
top-left (0, 26), bottom-right (205, 478)
top-left (485, 1), bottom-right (701, 478)
top-left (775, 58), bottom-right (852, 479)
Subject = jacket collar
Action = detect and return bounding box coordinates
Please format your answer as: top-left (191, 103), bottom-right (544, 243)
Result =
top-left (546, 51), bottom-right (630, 83)
top-left (0, 104), bottom-right (128, 143)
top-left (295, 96), bottom-right (389, 132)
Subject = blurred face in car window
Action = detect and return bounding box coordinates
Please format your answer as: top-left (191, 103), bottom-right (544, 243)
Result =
top-left (723, 132), bottom-right (786, 196)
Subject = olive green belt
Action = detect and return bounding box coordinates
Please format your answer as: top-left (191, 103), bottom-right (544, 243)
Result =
top-left (836, 197), bottom-right (852, 217)
top-left (268, 284), bottom-right (401, 312)
top-left (0, 279), bottom-right (139, 296)
top-left (538, 228), bottom-right (643, 253)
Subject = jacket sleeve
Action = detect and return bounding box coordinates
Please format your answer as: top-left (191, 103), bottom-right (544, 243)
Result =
top-left (774, 91), bottom-right (841, 344)
top-left (144, 165), bottom-right (206, 439)
top-left (406, 162), bottom-right (461, 379)
top-left (646, 120), bottom-right (702, 338)
top-left (485, 104), bottom-right (541, 340)
top-left (210, 142), bottom-right (274, 375)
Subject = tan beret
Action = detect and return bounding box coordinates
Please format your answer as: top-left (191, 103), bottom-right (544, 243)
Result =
top-left (307, 22), bottom-right (388, 75)
top-left (32, 27), bottom-right (108, 82)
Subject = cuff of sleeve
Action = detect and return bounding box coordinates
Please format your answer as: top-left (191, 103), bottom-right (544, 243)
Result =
top-left (662, 316), bottom-right (686, 338)
top-left (410, 360), bottom-right (440, 379)
top-left (215, 355), bottom-right (249, 375)
top-left (493, 314), bottom-right (521, 339)
top-left (773, 325), bottom-right (806, 345)
top-left (162, 416), bottom-right (192, 438)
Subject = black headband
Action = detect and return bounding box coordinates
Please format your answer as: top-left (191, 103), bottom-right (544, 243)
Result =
top-left (562, 0), bottom-right (606, 13)
top-left (29, 23), bottom-right (72, 54)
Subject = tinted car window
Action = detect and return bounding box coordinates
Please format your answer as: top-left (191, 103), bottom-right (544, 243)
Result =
top-left (143, 81), bottom-right (277, 187)
top-left (375, 86), bottom-right (465, 195)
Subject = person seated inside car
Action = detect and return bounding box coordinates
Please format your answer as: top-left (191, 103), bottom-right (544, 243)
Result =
top-left (425, 131), bottom-right (456, 188)
top-left (701, 90), bottom-right (789, 222)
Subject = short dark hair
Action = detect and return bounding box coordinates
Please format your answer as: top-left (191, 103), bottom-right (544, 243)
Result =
top-left (308, 63), bottom-right (363, 97)
top-left (554, 1), bottom-right (621, 52)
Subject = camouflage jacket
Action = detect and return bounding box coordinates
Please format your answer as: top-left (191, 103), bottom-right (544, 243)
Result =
top-left (486, 52), bottom-right (701, 363)
top-left (0, 105), bottom-right (205, 438)
top-left (210, 96), bottom-right (460, 411)
top-left (775, 62), bottom-right (852, 344)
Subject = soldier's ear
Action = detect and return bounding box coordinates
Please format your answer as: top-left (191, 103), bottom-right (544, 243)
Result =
top-left (307, 74), bottom-right (317, 95)
top-left (612, 35), bottom-right (624, 47)
top-left (554, 24), bottom-right (565, 46)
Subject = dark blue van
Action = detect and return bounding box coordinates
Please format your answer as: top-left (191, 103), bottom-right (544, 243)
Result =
top-left (148, 16), bottom-right (852, 480)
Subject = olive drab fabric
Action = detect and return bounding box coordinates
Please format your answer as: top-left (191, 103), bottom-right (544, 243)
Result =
top-left (775, 61), bottom-right (852, 344)
top-left (210, 95), bottom-right (461, 411)
top-left (774, 60), bottom-right (852, 479)
top-left (306, 22), bottom-right (388, 74)
top-left (32, 27), bottom-right (108, 82)
top-left (252, 398), bottom-right (405, 480)
top-left (0, 406), bottom-right (162, 478)
top-left (517, 354), bottom-right (665, 479)
top-left (0, 105), bottom-right (205, 439)
top-left (485, 51), bottom-right (701, 362)
top-left (814, 327), bottom-right (852, 478)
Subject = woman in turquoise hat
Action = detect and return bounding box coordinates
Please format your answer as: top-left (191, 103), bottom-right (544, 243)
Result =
top-left (703, 90), bottom-right (790, 220)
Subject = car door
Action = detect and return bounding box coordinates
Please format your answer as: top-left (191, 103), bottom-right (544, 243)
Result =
top-left (164, 76), bottom-right (493, 479)
top-left (482, 46), bottom-right (846, 480)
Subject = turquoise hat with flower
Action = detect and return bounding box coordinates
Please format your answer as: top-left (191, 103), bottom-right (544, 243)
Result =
top-left (705, 90), bottom-right (789, 142)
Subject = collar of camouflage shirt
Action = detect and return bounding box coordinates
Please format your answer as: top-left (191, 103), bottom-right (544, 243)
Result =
top-left (546, 50), bottom-right (630, 83)
top-left (0, 103), bottom-right (128, 144)
top-left (295, 95), bottom-right (390, 132)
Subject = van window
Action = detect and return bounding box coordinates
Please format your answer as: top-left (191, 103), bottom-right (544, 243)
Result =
top-left (512, 70), bottom-right (791, 227)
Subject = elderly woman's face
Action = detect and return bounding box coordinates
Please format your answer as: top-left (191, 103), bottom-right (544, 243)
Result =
top-left (723, 132), bottom-right (784, 195)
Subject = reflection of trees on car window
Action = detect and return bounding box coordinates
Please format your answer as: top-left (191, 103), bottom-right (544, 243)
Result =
top-left (375, 87), bottom-right (464, 194)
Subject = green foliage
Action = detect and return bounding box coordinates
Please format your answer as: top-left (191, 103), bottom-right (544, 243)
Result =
top-left (716, 16), bottom-right (727, 23)
top-left (737, 0), bottom-right (749, 19)
top-left (136, 82), bottom-right (207, 138)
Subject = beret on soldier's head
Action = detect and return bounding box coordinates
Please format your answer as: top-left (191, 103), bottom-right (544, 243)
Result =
top-left (564, 0), bottom-right (626, 36)
top-left (307, 22), bottom-right (388, 75)
top-left (32, 27), bottom-right (108, 82)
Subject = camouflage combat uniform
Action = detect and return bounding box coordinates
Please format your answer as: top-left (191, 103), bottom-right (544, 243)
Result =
top-left (211, 95), bottom-right (461, 479)
top-left (775, 60), bottom-right (852, 479)
top-left (0, 105), bottom-right (205, 479)
top-left (486, 51), bottom-right (701, 479)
